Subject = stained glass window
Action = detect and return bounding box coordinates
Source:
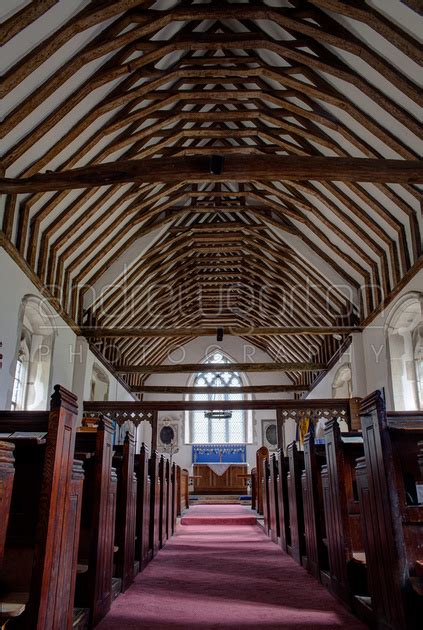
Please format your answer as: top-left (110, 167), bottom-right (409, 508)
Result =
top-left (190, 352), bottom-right (247, 443)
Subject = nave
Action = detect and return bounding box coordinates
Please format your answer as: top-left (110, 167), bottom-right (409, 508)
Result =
top-left (96, 504), bottom-right (365, 630)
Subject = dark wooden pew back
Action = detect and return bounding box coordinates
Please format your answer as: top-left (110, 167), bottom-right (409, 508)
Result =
top-left (286, 442), bottom-right (306, 566)
top-left (357, 392), bottom-right (423, 630)
top-left (74, 415), bottom-right (117, 628)
top-left (301, 433), bottom-right (328, 582)
top-left (268, 454), bottom-right (280, 543)
top-left (256, 446), bottom-right (269, 514)
top-left (321, 419), bottom-right (366, 605)
top-left (276, 448), bottom-right (290, 553)
top-left (0, 386), bottom-right (83, 630)
top-left (149, 452), bottom-right (161, 556)
top-left (0, 442), bottom-right (14, 569)
top-left (134, 443), bottom-right (151, 570)
top-left (113, 431), bottom-right (137, 592)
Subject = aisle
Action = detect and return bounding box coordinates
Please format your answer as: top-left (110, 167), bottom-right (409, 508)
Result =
top-left (97, 505), bottom-right (366, 629)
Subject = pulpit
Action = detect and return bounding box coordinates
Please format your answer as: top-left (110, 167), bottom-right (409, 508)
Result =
top-left (192, 444), bottom-right (248, 494)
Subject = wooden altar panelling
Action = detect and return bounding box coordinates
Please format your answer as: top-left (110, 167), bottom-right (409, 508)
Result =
top-left (287, 442), bottom-right (306, 566)
top-left (301, 433), bottom-right (328, 582)
top-left (193, 464), bottom-right (248, 494)
top-left (276, 448), bottom-right (290, 553)
top-left (134, 443), bottom-right (151, 570)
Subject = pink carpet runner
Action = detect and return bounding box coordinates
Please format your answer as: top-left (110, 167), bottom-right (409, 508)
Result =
top-left (97, 505), bottom-right (366, 629)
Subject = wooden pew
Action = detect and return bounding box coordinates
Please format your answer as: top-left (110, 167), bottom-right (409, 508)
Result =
top-left (256, 446), bottom-right (269, 515)
top-left (74, 415), bottom-right (117, 628)
top-left (261, 454), bottom-right (270, 536)
top-left (158, 456), bottom-right (168, 549)
top-left (276, 448), bottom-right (290, 553)
top-left (0, 385), bottom-right (84, 629)
top-left (268, 454), bottom-right (280, 544)
top-left (149, 451), bottom-right (161, 557)
top-left (134, 443), bottom-right (151, 571)
top-left (180, 468), bottom-right (189, 513)
top-left (356, 391), bottom-right (423, 630)
top-left (113, 431), bottom-right (137, 593)
top-left (251, 467), bottom-right (257, 511)
top-left (0, 442), bottom-right (14, 569)
top-left (165, 459), bottom-right (172, 540)
top-left (171, 463), bottom-right (178, 535)
top-left (301, 432), bottom-right (329, 583)
top-left (321, 419), bottom-right (368, 608)
top-left (286, 442), bottom-right (306, 566)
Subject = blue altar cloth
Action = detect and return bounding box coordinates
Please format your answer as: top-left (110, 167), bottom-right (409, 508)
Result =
top-left (193, 444), bottom-right (246, 463)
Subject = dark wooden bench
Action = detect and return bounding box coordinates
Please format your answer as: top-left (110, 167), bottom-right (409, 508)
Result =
top-left (113, 430), bottom-right (137, 593)
top-left (356, 391), bottom-right (423, 630)
top-left (159, 456), bottom-right (168, 549)
top-left (149, 451), bottom-right (161, 557)
top-left (0, 385), bottom-right (84, 629)
top-left (171, 463), bottom-right (179, 535)
top-left (0, 442), bottom-right (15, 569)
top-left (251, 467), bottom-right (257, 512)
top-left (261, 454), bottom-right (270, 536)
top-left (256, 446), bottom-right (269, 515)
top-left (180, 468), bottom-right (189, 513)
top-left (301, 432), bottom-right (329, 582)
top-left (286, 442), bottom-right (306, 566)
top-left (74, 415), bottom-right (117, 628)
top-left (268, 454), bottom-right (280, 544)
top-left (321, 419), bottom-right (368, 608)
top-left (134, 443), bottom-right (151, 571)
top-left (276, 448), bottom-right (290, 553)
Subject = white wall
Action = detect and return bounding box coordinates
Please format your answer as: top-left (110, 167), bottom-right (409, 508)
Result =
top-left (307, 268), bottom-right (423, 409)
top-left (0, 246), bottom-right (134, 410)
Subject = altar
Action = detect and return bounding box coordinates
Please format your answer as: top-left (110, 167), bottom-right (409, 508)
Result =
top-left (193, 464), bottom-right (248, 494)
top-left (192, 444), bottom-right (248, 494)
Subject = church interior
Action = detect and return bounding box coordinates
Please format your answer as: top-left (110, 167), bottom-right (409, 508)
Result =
top-left (0, 0), bottom-right (422, 628)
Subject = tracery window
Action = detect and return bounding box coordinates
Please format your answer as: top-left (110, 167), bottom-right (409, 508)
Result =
top-left (189, 352), bottom-right (248, 444)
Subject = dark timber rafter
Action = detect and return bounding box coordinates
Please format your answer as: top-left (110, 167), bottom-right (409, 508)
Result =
top-left (1, 0), bottom-right (421, 392)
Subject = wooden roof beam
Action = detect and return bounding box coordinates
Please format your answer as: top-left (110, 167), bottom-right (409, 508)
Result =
top-left (1, 156), bottom-right (421, 193)
top-left (115, 362), bottom-right (326, 374)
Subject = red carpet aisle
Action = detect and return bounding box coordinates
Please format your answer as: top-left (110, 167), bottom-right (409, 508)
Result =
top-left (97, 505), bottom-right (366, 629)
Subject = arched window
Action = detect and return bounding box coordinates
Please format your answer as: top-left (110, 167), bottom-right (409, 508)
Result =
top-left (11, 295), bottom-right (56, 410)
top-left (331, 363), bottom-right (352, 399)
top-left (90, 364), bottom-right (110, 401)
top-left (386, 292), bottom-right (423, 411)
top-left (188, 351), bottom-right (250, 444)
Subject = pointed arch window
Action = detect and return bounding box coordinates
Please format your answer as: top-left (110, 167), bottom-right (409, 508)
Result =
top-left (189, 352), bottom-right (249, 444)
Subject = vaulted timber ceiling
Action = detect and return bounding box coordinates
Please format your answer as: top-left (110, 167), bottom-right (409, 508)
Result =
top-left (0, 0), bottom-right (422, 393)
